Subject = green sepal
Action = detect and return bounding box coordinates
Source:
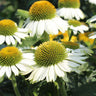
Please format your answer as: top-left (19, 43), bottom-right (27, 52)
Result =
top-left (16, 9), bottom-right (29, 19)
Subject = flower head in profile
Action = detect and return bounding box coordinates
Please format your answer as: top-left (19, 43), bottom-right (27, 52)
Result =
top-left (57, 0), bottom-right (85, 20)
top-left (23, 41), bottom-right (88, 83)
top-left (0, 19), bottom-right (28, 45)
top-left (62, 41), bottom-right (93, 55)
top-left (89, 0), bottom-right (96, 4)
top-left (25, 1), bottom-right (68, 38)
top-left (0, 46), bottom-right (34, 78)
top-left (68, 20), bottom-right (89, 35)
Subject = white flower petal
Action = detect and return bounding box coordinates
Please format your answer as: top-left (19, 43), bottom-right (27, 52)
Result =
top-left (32, 67), bottom-right (46, 82)
top-left (47, 65), bottom-right (56, 82)
top-left (52, 17), bottom-right (68, 32)
top-left (20, 59), bottom-right (35, 66)
top-left (57, 8), bottom-right (85, 20)
top-left (45, 19), bottom-right (58, 35)
top-left (0, 67), bottom-right (6, 77)
top-left (22, 53), bottom-right (34, 60)
top-left (13, 35), bottom-right (21, 44)
top-left (11, 66), bottom-right (19, 76)
top-left (58, 62), bottom-right (72, 72)
top-left (26, 21), bottom-right (34, 30)
top-left (15, 32), bottom-right (27, 39)
top-left (0, 35), bottom-right (5, 45)
top-left (30, 21), bottom-right (38, 37)
top-left (36, 20), bottom-right (45, 38)
top-left (5, 67), bottom-right (11, 78)
top-left (18, 28), bottom-right (28, 32)
top-left (54, 64), bottom-right (64, 77)
top-left (9, 36), bottom-right (16, 45)
top-left (6, 36), bottom-right (11, 45)
top-left (16, 64), bottom-right (27, 71)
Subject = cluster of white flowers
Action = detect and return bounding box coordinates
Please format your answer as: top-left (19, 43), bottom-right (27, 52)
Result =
top-left (0, 0), bottom-right (95, 84)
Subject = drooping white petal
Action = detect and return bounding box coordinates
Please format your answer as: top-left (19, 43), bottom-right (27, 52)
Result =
top-left (0, 35), bottom-right (5, 45)
top-left (11, 66), bottom-right (19, 76)
top-left (38, 67), bottom-right (48, 81)
top-left (36, 20), bottom-right (45, 38)
top-left (58, 61), bottom-right (72, 72)
top-left (18, 28), bottom-right (28, 33)
top-left (54, 64), bottom-right (64, 77)
top-left (76, 9), bottom-right (85, 20)
top-left (67, 56), bottom-right (87, 64)
top-left (64, 60), bottom-right (80, 67)
top-left (20, 59), bottom-right (35, 66)
top-left (13, 35), bottom-right (21, 44)
top-left (30, 21), bottom-right (38, 37)
top-left (5, 67), bottom-right (11, 78)
top-left (9, 36), bottom-right (16, 45)
top-left (52, 17), bottom-right (68, 33)
top-left (32, 67), bottom-right (46, 82)
top-left (0, 66), bottom-right (6, 77)
top-left (16, 64), bottom-right (27, 71)
top-left (45, 19), bottom-right (58, 35)
top-left (6, 36), bottom-right (11, 45)
top-left (26, 21), bottom-right (34, 30)
top-left (47, 65), bottom-right (56, 82)
top-left (15, 32), bottom-right (27, 39)
top-left (22, 53), bottom-right (34, 60)
top-left (57, 8), bottom-right (85, 20)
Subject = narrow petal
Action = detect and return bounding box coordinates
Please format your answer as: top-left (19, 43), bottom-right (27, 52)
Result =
top-left (54, 64), bottom-right (64, 77)
top-left (6, 36), bottom-right (11, 45)
top-left (5, 67), bottom-right (11, 78)
top-left (13, 35), bottom-right (21, 44)
top-left (32, 67), bottom-right (46, 82)
top-left (11, 66), bottom-right (19, 76)
top-left (47, 65), bottom-right (56, 82)
top-left (16, 64), bottom-right (27, 71)
top-left (59, 61), bottom-right (73, 72)
top-left (9, 36), bottom-right (16, 45)
top-left (22, 53), bottom-right (34, 60)
top-left (36, 20), bottom-right (45, 38)
top-left (30, 21), bottom-right (38, 37)
top-left (15, 32), bottom-right (27, 39)
top-left (18, 28), bottom-right (28, 32)
top-left (20, 59), bottom-right (35, 66)
top-left (0, 35), bottom-right (5, 45)
top-left (26, 21), bottom-right (34, 30)
top-left (52, 17), bottom-right (68, 33)
top-left (0, 67), bottom-right (6, 77)
top-left (45, 19), bottom-right (58, 35)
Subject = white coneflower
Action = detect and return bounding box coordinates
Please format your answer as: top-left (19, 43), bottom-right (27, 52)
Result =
top-left (23, 41), bottom-right (88, 83)
top-left (0, 19), bottom-right (28, 45)
top-left (25, 1), bottom-right (68, 38)
top-left (89, 0), bottom-right (96, 4)
top-left (0, 46), bottom-right (34, 78)
top-left (62, 41), bottom-right (93, 55)
top-left (68, 19), bottom-right (89, 35)
top-left (57, 0), bottom-right (85, 20)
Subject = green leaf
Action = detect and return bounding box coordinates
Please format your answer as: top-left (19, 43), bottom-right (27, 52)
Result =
top-left (17, 35), bottom-right (39, 48)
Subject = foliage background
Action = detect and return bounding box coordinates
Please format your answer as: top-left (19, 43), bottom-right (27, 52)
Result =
top-left (0, 0), bottom-right (96, 96)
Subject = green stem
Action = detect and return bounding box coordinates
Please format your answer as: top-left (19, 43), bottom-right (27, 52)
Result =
top-left (18, 18), bottom-right (24, 28)
top-left (56, 77), bottom-right (67, 96)
top-left (68, 29), bottom-right (72, 41)
top-left (11, 74), bottom-right (21, 96)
